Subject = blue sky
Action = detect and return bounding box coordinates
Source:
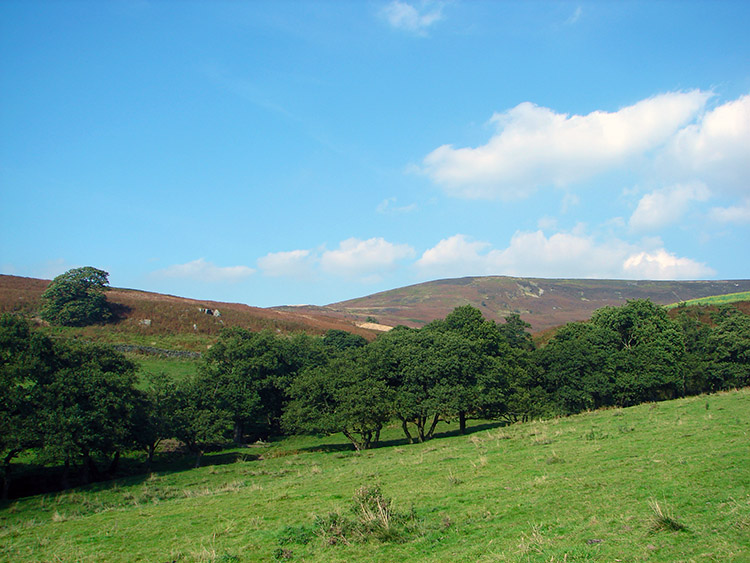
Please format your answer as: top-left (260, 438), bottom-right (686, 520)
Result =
top-left (1, 1), bottom-right (749, 307)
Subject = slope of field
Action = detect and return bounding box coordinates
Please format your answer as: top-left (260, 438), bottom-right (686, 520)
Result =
top-left (2, 390), bottom-right (748, 562)
top-left (311, 276), bottom-right (750, 331)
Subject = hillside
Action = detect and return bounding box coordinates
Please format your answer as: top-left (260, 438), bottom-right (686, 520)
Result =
top-left (0, 275), bottom-right (379, 348)
top-left (4, 274), bottom-right (750, 340)
top-left (2, 389), bottom-right (748, 562)
top-left (304, 276), bottom-right (750, 332)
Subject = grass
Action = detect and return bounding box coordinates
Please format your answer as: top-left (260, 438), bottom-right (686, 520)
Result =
top-left (666, 291), bottom-right (750, 308)
top-left (2, 389), bottom-right (749, 562)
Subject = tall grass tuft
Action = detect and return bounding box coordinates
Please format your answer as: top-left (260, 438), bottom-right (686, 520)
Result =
top-left (648, 499), bottom-right (687, 533)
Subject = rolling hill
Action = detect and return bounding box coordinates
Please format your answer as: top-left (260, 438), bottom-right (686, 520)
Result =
top-left (3, 274), bottom-right (750, 340)
top-left (300, 276), bottom-right (750, 332)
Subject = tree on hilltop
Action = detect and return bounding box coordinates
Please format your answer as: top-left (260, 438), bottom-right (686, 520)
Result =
top-left (40, 266), bottom-right (113, 326)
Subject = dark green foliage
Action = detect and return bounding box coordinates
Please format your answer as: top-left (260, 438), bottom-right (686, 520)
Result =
top-left (171, 375), bottom-right (232, 467)
top-left (539, 300), bottom-right (688, 412)
top-left (36, 339), bottom-right (140, 484)
top-left (40, 266), bottom-right (113, 326)
top-left (132, 372), bottom-right (180, 471)
top-left (322, 329), bottom-right (367, 352)
top-left (283, 346), bottom-right (392, 451)
top-left (199, 328), bottom-right (294, 443)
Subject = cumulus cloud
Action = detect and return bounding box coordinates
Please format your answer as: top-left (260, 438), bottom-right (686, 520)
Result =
top-left (416, 234), bottom-right (491, 277)
top-left (258, 250), bottom-right (314, 278)
top-left (321, 237), bottom-right (416, 279)
top-left (421, 90), bottom-right (711, 199)
top-left (382, 1), bottom-right (443, 35)
top-left (623, 249), bottom-right (715, 279)
top-left (416, 230), bottom-right (714, 280)
top-left (661, 94), bottom-right (750, 195)
top-left (155, 258), bottom-right (255, 282)
top-left (709, 199), bottom-right (750, 223)
top-left (629, 182), bottom-right (710, 232)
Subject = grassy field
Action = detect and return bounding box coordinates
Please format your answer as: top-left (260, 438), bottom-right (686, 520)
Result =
top-left (1, 390), bottom-right (749, 562)
top-left (667, 291), bottom-right (750, 308)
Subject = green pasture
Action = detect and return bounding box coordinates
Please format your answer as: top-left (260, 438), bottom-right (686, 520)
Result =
top-left (667, 291), bottom-right (750, 308)
top-left (2, 389), bottom-right (749, 562)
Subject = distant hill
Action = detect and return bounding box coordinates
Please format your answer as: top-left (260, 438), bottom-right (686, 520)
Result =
top-left (290, 276), bottom-right (750, 332)
top-left (4, 273), bottom-right (749, 339)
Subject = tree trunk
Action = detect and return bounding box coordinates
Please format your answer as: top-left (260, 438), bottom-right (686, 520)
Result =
top-left (233, 421), bottom-right (244, 445)
top-left (145, 444), bottom-right (156, 473)
top-left (342, 430), bottom-right (361, 451)
top-left (400, 418), bottom-right (414, 444)
top-left (416, 417), bottom-right (426, 443)
top-left (374, 426), bottom-right (381, 445)
top-left (194, 449), bottom-right (203, 468)
top-left (426, 413), bottom-right (440, 440)
top-left (61, 459), bottom-right (71, 490)
top-left (107, 451), bottom-right (121, 475)
top-left (1, 449), bottom-right (21, 501)
top-left (459, 411), bottom-right (467, 434)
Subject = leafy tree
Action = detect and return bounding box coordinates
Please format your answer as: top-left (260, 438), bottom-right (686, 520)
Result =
top-left (706, 306), bottom-right (750, 390)
top-left (172, 376), bottom-right (232, 467)
top-left (0, 314), bottom-right (53, 498)
top-left (40, 266), bottom-right (113, 326)
top-left (199, 328), bottom-right (300, 443)
top-left (283, 347), bottom-right (392, 451)
top-left (36, 340), bottom-right (139, 485)
top-left (132, 372), bottom-right (180, 472)
top-left (322, 329), bottom-right (368, 352)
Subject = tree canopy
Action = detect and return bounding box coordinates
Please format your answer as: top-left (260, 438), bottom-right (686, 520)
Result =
top-left (40, 266), bottom-right (113, 326)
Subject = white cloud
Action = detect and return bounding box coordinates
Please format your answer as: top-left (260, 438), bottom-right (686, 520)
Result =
top-left (417, 229), bottom-right (714, 280)
top-left (623, 249), bottom-right (715, 279)
top-left (258, 250), bottom-right (314, 278)
top-left (662, 94), bottom-right (750, 195)
top-left (320, 237), bottom-right (416, 279)
top-left (421, 90), bottom-right (711, 199)
top-left (382, 1), bottom-right (443, 35)
top-left (629, 182), bottom-right (710, 232)
top-left (709, 199), bottom-right (750, 223)
top-left (416, 234), bottom-right (491, 277)
top-left (155, 258), bottom-right (255, 283)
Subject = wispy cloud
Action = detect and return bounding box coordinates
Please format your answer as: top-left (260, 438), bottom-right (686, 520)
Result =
top-left (377, 197), bottom-right (417, 214)
top-left (421, 91), bottom-right (711, 199)
top-left (709, 199), bottom-right (750, 224)
top-left (381, 1), bottom-right (444, 35)
top-left (565, 5), bottom-right (582, 25)
top-left (154, 258), bottom-right (255, 283)
top-left (258, 249), bottom-right (315, 278)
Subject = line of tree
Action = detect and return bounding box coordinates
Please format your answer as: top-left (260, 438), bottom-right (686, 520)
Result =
top-left (1, 299), bottom-right (748, 499)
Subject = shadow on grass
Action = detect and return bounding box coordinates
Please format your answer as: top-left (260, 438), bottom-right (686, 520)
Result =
top-left (3, 447), bottom-right (261, 502)
top-left (293, 419), bottom-right (508, 455)
top-left (3, 420), bottom-right (508, 502)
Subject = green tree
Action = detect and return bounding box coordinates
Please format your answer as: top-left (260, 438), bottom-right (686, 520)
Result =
top-left (283, 346), bottom-right (392, 451)
top-left (36, 340), bottom-right (139, 485)
top-left (199, 328), bottom-right (298, 443)
top-left (0, 314), bottom-right (53, 498)
top-left (132, 372), bottom-right (180, 472)
top-left (172, 376), bottom-right (232, 468)
top-left (40, 266), bottom-right (113, 326)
